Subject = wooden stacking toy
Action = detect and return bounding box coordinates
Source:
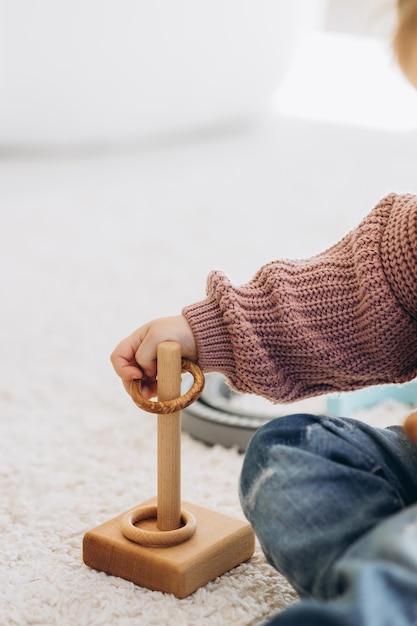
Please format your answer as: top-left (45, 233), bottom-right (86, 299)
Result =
top-left (83, 341), bottom-right (255, 598)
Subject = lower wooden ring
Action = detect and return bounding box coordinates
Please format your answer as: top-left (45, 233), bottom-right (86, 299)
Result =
top-left (121, 505), bottom-right (197, 546)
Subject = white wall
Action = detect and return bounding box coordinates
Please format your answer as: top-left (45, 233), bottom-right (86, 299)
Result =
top-left (326, 0), bottom-right (396, 37)
top-left (0, 1), bottom-right (325, 147)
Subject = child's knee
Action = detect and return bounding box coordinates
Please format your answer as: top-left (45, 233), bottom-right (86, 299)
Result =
top-left (242, 413), bottom-right (323, 472)
top-left (239, 413), bottom-right (321, 513)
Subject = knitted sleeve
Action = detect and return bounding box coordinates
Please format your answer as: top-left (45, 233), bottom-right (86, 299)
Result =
top-left (182, 193), bottom-right (417, 403)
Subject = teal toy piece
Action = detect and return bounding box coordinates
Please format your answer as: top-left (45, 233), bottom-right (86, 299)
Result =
top-left (326, 380), bottom-right (417, 415)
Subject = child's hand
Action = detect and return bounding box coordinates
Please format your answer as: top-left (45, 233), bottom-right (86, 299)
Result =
top-left (110, 315), bottom-right (198, 398)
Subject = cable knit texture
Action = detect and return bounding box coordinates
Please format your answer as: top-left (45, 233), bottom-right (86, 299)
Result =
top-left (183, 194), bottom-right (417, 403)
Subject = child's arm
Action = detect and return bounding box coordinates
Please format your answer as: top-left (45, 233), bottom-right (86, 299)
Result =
top-left (182, 193), bottom-right (417, 402)
top-left (112, 193), bottom-right (417, 403)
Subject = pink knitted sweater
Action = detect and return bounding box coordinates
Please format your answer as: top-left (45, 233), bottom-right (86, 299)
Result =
top-left (183, 193), bottom-right (417, 403)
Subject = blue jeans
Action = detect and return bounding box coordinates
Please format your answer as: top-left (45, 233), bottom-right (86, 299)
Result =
top-left (239, 414), bottom-right (417, 625)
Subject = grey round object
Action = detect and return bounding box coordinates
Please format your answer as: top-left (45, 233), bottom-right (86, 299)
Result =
top-left (182, 373), bottom-right (279, 452)
top-left (182, 373), bottom-right (326, 451)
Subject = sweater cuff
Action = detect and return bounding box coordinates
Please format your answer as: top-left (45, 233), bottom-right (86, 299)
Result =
top-left (380, 193), bottom-right (417, 320)
top-left (182, 298), bottom-right (236, 377)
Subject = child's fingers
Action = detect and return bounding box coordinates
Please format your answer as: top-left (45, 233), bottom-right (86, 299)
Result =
top-left (138, 379), bottom-right (158, 399)
top-left (110, 337), bottom-right (144, 380)
top-left (122, 378), bottom-right (157, 399)
top-left (134, 339), bottom-right (158, 378)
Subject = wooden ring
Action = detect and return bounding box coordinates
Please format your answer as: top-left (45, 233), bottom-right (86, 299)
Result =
top-left (129, 359), bottom-right (205, 414)
top-left (121, 505), bottom-right (197, 546)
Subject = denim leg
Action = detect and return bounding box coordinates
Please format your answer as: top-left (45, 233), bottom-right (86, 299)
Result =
top-left (265, 504), bottom-right (417, 626)
top-left (239, 413), bottom-right (417, 605)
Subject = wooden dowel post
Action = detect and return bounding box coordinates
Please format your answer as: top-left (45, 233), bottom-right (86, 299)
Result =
top-left (157, 341), bottom-right (182, 531)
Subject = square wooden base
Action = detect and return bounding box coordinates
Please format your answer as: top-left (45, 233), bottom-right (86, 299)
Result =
top-left (83, 498), bottom-right (255, 598)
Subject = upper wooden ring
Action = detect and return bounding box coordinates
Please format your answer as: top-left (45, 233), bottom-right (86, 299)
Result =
top-left (129, 359), bottom-right (205, 414)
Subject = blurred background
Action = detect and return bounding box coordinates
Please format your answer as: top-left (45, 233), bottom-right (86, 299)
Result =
top-left (1, 0), bottom-right (412, 146)
top-left (0, 0), bottom-right (322, 147)
top-left (1, 0), bottom-right (417, 401)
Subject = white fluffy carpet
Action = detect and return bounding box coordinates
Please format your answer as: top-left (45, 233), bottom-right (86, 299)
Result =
top-left (2, 51), bottom-right (417, 623)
